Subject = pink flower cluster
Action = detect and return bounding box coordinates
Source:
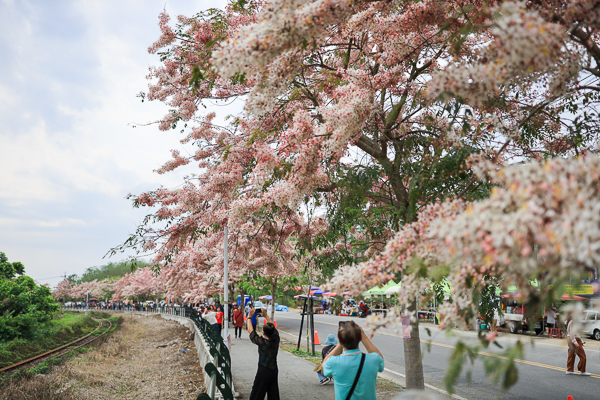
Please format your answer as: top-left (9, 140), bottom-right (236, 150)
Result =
top-left (125, 0), bottom-right (600, 330)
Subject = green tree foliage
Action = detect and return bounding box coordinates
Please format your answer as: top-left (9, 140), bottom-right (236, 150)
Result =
top-left (0, 251), bottom-right (25, 280)
top-left (75, 260), bottom-right (153, 283)
top-left (237, 274), bottom-right (300, 306)
top-left (0, 252), bottom-right (59, 340)
top-left (476, 277), bottom-right (503, 326)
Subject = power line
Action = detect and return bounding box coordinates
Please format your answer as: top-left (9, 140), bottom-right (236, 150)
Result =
top-left (34, 275), bottom-right (65, 281)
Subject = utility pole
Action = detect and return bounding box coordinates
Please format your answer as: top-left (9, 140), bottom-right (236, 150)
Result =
top-left (62, 272), bottom-right (67, 304)
top-left (223, 225), bottom-right (229, 347)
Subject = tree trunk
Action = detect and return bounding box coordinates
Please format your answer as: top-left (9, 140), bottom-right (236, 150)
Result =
top-left (403, 300), bottom-right (425, 389)
top-left (241, 287), bottom-right (245, 311)
top-left (270, 277), bottom-right (277, 321)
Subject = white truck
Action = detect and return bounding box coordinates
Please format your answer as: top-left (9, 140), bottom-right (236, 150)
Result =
top-left (500, 313), bottom-right (528, 334)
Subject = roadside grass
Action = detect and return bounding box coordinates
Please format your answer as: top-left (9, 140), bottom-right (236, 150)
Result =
top-left (0, 312), bottom-right (98, 369)
top-left (0, 314), bottom-right (122, 387)
top-left (280, 341), bottom-right (322, 364)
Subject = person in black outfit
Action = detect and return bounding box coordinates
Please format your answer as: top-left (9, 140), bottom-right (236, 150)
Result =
top-left (317, 334), bottom-right (338, 384)
top-left (247, 307), bottom-right (280, 400)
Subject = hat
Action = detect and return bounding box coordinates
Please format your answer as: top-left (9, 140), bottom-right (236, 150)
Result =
top-left (324, 334), bottom-right (338, 346)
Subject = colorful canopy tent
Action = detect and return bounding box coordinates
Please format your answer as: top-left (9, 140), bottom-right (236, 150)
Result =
top-left (560, 293), bottom-right (587, 301)
top-left (506, 279), bottom-right (539, 293)
top-left (363, 280), bottom-right (397, 296)
top-left (259, 295), bottom-right (276, 300)
top-left (294, 285), bottom-right (321, 291)
top-left (293, 294), bottom-right (317, 299)
top-left (363, 280), bottom-right (398, 308)
top-left (384, 283), bottom-right (402, 294)
top-left (311, 289), bottom-right (330, 295)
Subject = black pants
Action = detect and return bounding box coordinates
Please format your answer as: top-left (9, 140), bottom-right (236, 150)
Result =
top-left (249, 366), bottom-right (279, 400)
top-left (235, 327), bottom-right (242, 337)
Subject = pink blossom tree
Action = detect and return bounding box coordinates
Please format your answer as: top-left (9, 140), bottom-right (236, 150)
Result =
top-left (67, 280), bottom-right (99, 301)
top-left (119, 0), bottom-right (600, 390)
top-left (111, 267), bottom-right (164, 301)
top-left (209, 0), bottom-right (600, 389)
top-left (53, 279), bottom-right (74, 302)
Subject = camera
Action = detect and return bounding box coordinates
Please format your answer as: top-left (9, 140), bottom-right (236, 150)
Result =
top-left (254, 308), bottom-right (262, 316)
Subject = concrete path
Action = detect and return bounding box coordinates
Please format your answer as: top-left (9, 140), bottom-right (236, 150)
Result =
top-left (230, 333), bottom-right (335, 400)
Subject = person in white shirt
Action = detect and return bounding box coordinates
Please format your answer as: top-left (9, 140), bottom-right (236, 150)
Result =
top-left (492, 308), bottom-right (500, 332)
top-left (547, 307), bottom-right (557, 328)
top-left (203, 305), bottom-right (219, 333)
top-left (565, 313), bottom-right (590, 376)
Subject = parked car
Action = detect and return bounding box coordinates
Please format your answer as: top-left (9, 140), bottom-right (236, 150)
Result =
top-left (268, 303), bottom-right (290, 312)
top-left (582, 310), bottom-right (600, 340)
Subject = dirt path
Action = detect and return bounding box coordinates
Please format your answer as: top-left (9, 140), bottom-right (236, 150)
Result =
top-left (1, 314), bottom-right (205, 400)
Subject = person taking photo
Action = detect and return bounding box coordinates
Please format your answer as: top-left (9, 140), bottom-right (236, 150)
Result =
top-left (248, 306), bottom-right (280, 400)
top-left (565, 312), bottom-right (591, 376)
top-left (323, 320), bottom-right (384, 400)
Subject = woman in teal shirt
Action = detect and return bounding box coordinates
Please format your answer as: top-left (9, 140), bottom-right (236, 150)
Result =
top-left (323, 321), bottom-right (384, 399)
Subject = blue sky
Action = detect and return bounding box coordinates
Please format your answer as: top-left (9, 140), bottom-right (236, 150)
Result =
top-left (0, 0), bottom-right (228, 287)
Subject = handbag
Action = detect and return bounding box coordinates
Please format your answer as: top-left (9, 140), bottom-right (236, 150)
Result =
top-left (314, 362), bottom-right (323, 374)
top-left (316, 345), bottom-right (336, 374)
top-left (345, 353), bottom-right (366, 400)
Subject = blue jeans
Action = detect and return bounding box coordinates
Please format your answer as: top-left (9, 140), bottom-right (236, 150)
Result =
top-left (317, 372), bottom-right (326, 381)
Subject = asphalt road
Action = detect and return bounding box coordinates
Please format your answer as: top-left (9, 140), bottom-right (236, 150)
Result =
top-left (270, 311), bottom-right (600, 400)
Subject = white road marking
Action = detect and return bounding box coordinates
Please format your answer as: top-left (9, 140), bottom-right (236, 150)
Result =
top-left (384, 368), bottom-right (468, 400)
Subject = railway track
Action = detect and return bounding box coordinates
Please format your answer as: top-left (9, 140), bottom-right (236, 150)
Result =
top-left (0, 317), bottom-right (113, 375)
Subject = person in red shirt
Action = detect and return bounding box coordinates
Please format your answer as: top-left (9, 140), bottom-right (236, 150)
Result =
top-left (215, 306), bottom-right (224, 334)
top-left (234, 305), bottom-right (245, 339)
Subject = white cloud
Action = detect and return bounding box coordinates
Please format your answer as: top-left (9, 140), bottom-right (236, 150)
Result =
top-left (0, 0), bottom-right (229, 287)
top-left (0, 217), bottom-right (86, 228)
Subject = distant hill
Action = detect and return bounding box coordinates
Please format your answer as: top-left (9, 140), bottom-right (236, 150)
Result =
top-left (70, 260), bottom-right (154, 283)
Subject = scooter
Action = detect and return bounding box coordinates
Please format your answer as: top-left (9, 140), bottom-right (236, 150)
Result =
top-left (358, 307), bottom-right (371, 318)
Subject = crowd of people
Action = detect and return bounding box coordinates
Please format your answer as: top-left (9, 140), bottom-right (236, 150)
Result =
top-left (63, 301), bottom-right (156, 311)
top-left (61, 294), bottom-right (596, 399)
